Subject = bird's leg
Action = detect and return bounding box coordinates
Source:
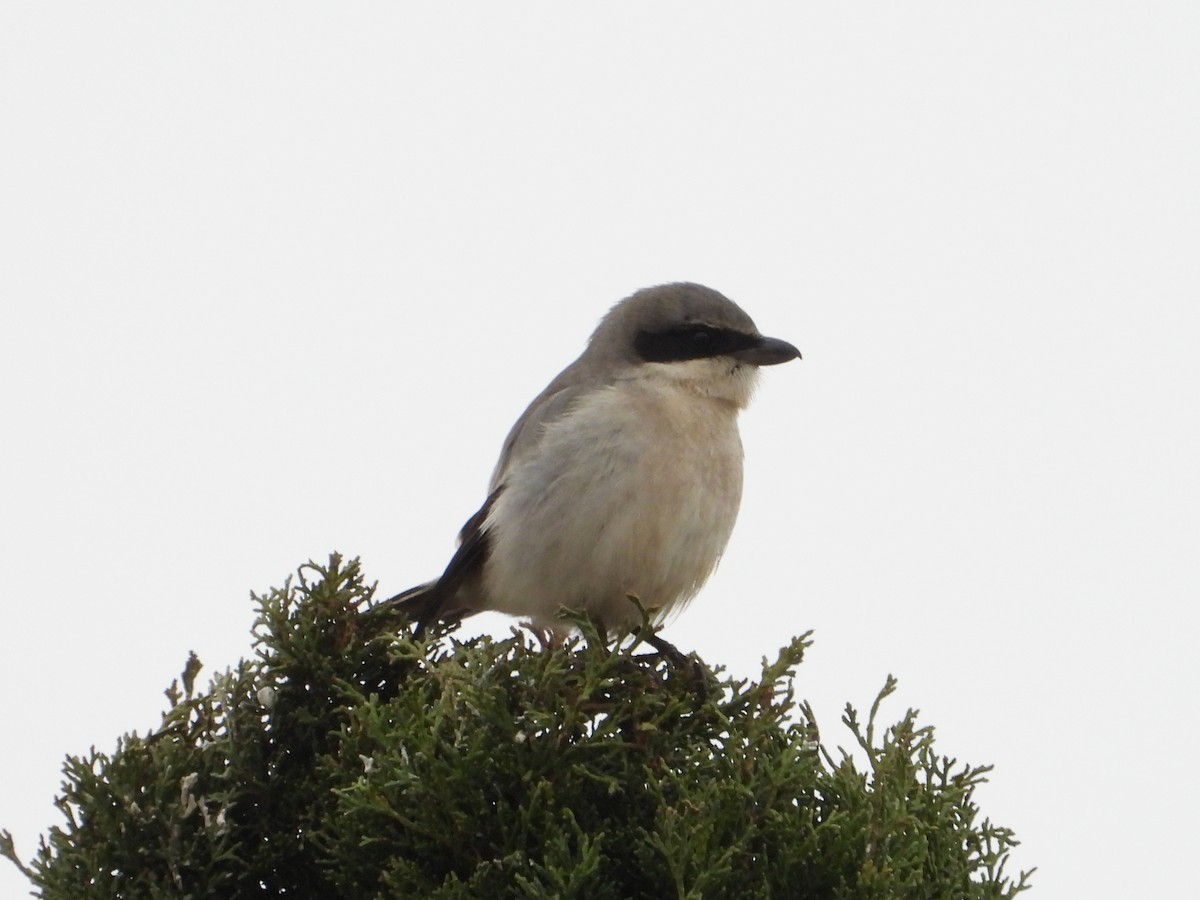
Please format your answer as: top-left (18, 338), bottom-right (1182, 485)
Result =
top-left (527, 625), bottom-right (552, 651)
top-left (634, 629), bottom-right (711, 699)
top-left (523, 624), bottom-right (572, 652)
top-left (637, 630), bottom-right (687, 667)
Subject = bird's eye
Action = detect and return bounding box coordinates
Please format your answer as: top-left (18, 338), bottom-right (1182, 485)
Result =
top-left (634, 324), bottom-right (747, 363)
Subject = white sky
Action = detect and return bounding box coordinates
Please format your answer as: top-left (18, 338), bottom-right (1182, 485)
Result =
top-left (2, 4), bottom-right (1197, 896)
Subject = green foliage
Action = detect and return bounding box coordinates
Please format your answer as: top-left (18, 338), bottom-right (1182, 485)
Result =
top-left (2, 556), bottom-right (1032, 898)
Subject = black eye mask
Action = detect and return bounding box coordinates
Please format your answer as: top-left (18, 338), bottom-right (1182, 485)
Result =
top-left (634, 325), bottom-right (762, 363)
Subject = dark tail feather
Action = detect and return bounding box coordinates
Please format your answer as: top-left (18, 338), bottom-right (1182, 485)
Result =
top-left (382, 581), bottom-right (439, 635)
top-left (382, 488), bottom-right (501, 636)
top-left (382, 581), bottom-right (472, 636)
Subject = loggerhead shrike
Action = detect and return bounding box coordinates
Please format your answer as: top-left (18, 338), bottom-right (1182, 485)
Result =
top-left (393, 282), bottom-right (800, 637)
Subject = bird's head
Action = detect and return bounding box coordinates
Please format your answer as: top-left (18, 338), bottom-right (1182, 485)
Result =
top-left (588, 282), bottom-right (801, 408)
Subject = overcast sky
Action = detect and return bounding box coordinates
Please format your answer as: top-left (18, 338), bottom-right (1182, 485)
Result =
top-left (2, 4), bottom-right (1197, 897)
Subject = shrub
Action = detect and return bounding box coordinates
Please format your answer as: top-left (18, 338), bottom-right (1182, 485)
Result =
top-left (2, 555), bottom-right (1032, 898)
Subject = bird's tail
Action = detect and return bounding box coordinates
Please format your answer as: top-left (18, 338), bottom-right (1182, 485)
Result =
top-left (379, 581), bottom-right (471, 636)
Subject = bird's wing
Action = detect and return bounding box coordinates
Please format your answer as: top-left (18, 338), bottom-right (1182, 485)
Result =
top-left (488, 369), bottom-right (610, 491)
top-left (390, 486), bottom-right (504, 634)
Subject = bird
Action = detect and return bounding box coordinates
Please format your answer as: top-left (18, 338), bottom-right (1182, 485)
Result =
top-left (390, 282), bottom-right (800, 639)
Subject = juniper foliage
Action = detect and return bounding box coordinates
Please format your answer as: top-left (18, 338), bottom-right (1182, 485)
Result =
top-left (2, 555), bottom-right (1032, 898)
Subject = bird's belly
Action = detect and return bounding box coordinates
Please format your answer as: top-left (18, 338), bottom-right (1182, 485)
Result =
top-left (481, 386), bottom-right (744, 629)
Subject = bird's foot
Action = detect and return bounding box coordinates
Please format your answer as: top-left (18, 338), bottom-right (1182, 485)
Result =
top-left (635, 630), bottom-right (711, 700)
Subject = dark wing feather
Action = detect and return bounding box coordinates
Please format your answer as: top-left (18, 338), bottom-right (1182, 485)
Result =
top-left (388, 487), bottom-right (502, 635)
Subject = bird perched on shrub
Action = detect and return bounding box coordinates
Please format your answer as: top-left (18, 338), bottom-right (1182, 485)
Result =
top-left (392, 282), bottom-right (800, 638)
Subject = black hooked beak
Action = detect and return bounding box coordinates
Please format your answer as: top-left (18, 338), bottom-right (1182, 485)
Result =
top-left (731, 335), bottom-right (801, 366)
